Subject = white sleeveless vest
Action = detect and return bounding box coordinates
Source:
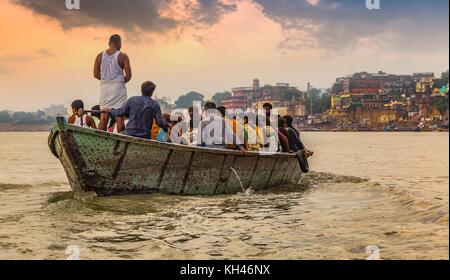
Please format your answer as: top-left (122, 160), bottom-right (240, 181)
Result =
top-left (73, 115), bottom-right (89, 128)
top-left (100, 51), bottom-right (125, 82)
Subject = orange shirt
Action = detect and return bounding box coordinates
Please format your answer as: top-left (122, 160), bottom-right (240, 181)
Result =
top-left (151, 120), bottom-right (159, 140)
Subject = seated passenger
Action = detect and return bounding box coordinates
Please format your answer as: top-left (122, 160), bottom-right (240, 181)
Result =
top-left (243, 113), bottom-right (261, 151)
top-left (104, 81), bottom-right (169, 139)
top-left (284, 115), bottom-right (313, 157)
top-left (90, 105), bottom-right (101, 127)
top-left (156, 114), bottom-right (171, 142)
top-left (277, 117), bottom-right (293, 153)
top-left (197, 102), bottom-right (245, 153)
top-left (68, 100), bottom-right (97, 129)
top-left (260, 116), bottom-right (278, 153)
top-left (179, 106), bottom-right (201, 145)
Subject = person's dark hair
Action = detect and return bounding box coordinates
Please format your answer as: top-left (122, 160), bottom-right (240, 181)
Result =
top-left (141, 81), bottom-right (156, 97)
top-left (71, 99), bottom-right (84, 110)
top-left (283, 115), bottom-right (294, 127)
top-left (91, 105), bottom-right (101, 119)
top-left (217, 106), bottom-right (226, 117)
top-left (204, 101), bottom-right (216, 111)
top-left (109, 34), bottom-right (121, 45)
top-left (263, 103), bottom-right (273, 110)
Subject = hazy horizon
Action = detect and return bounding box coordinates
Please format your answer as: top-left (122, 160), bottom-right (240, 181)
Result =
top-left (1, 0), bottom-right (448, 111)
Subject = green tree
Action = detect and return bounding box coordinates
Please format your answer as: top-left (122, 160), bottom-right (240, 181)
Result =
top-left (0, 111), bottom-right (11, 123)
top-left (175, 92), bottom-right (205, 108)
top-left (305, 88), bottom-right (331, 115)
top-left (212, 91), bottom-right (232, 106)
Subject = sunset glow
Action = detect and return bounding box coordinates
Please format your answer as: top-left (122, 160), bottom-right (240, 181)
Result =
top-left (0, 0), bottom-right (448, 110)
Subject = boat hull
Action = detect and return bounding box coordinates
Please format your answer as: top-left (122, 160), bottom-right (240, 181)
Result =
top-left (48, 118), bottom-right (302, 196)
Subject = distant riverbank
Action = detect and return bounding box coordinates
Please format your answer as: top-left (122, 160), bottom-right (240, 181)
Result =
top-left (0, 123), bottom-right (53, 132)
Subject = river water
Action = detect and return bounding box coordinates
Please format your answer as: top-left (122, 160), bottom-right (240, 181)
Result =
top-left (0, 132), bottom-right (448, 260)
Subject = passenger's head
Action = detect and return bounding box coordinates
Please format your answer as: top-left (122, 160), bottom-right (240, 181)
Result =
top-left (141, 81), bottom-right (156, 97)
top-left (283, 115), bottom-right (294, 127)
top-left (217, 106), bottom-right (226, 117)
top-left (71, 99), bottom-right (84, 115)
top-left (109, 34), bottom-right (122, 50)
top-left (204, 101), bottom-right (216, 111)
top-left (263, 103), bottom-right (273, 117)
top-left (91, 105), bottom-right (101, 119)
top-left (263, 103), bottom-right (272, 111)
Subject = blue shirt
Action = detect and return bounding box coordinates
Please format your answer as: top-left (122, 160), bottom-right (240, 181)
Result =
top-left (111, 96), bottom-right (168, 139)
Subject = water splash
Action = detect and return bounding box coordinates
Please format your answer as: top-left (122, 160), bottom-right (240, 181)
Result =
top-left (229, 167), bottom-right (253, 196)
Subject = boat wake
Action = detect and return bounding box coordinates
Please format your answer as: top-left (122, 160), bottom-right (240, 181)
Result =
top-left (299, 171), bottom-right (369, 187)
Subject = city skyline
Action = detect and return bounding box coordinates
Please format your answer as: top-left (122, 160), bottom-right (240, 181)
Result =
top-left (0, 0), bottom-right (448, 110)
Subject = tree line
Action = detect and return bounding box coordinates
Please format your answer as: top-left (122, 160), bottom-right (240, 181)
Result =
top-left (0, 110), bottom-right (54, 125)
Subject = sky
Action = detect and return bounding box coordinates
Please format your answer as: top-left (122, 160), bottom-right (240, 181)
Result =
top-left (0, 0), bottom-right (448, 111)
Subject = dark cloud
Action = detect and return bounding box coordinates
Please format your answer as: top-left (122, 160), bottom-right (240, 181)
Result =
top-left (193, 0), bottom-right (237, 25)
top-left (11, 0), bottom-right (236, 35)
top-left (252, 0), bottom-right (449, 52)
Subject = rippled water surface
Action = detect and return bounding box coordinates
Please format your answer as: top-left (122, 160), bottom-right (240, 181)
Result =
top-left (0, 132), bottom-right (448, 259)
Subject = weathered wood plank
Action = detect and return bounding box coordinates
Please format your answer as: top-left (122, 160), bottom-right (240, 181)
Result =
top-left (184, 152), bottom-right (226, 195)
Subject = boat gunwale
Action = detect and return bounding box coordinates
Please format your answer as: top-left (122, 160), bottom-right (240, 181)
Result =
top-left (54, 120), bottom-right (298, 159)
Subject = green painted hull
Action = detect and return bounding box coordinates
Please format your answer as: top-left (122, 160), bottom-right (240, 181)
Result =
top-left (48, 118), bottom-right (302, 196)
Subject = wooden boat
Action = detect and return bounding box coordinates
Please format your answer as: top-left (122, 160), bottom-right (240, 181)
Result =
top-left (48, 117), bottom-right (302, 196)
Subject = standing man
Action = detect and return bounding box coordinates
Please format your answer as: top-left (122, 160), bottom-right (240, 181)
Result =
top-left (93, 34), bottom-right (132, 132)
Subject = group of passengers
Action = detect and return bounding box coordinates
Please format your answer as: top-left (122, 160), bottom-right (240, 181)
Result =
top-left (68, 81), bottom-right (312, 156)
top-left (67, 34), bottom-right (312, 155)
